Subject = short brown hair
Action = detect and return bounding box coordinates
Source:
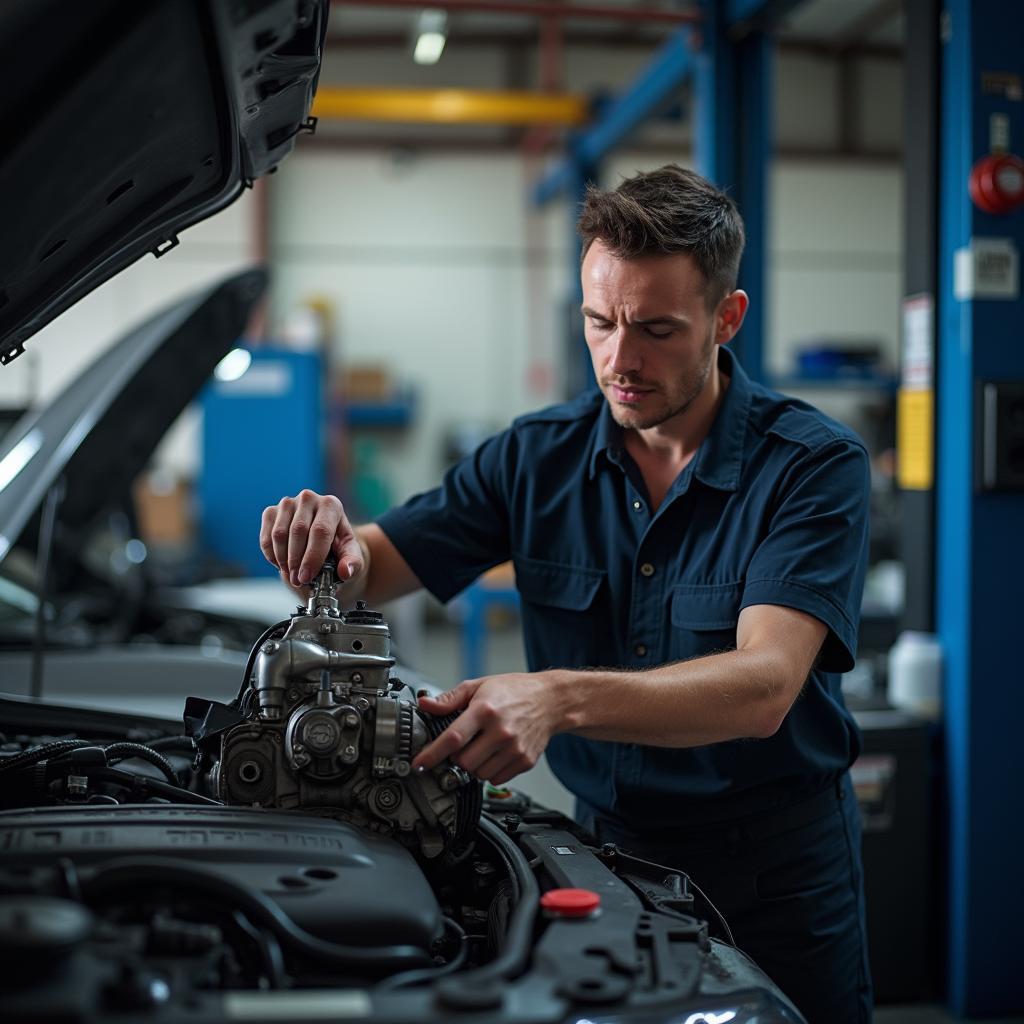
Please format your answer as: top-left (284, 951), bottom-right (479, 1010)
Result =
top-left (577, 164), bottom-right (745, 308)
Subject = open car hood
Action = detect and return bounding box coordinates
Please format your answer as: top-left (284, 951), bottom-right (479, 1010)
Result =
top-left (0, 267), bottom-right (267, 563)
top-left (0, 0), bottom-right (325, 363)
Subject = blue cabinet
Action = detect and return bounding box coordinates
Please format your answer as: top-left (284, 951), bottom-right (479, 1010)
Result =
top-left (200, 348), bottom-right (324, 576)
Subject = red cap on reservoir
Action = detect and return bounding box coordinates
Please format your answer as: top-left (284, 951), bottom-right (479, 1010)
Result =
top-left (539, 888), bottom-right (601, 918)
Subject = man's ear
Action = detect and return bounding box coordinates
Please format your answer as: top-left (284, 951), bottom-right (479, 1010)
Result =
top-left (715, 289), bottom-right (750, 345)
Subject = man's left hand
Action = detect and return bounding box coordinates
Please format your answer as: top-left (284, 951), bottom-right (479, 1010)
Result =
top-left (412, 672), bottom-right (564, 785)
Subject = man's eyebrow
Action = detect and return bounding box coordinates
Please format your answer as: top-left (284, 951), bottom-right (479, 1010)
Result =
top-left (580, 307), bottom-right (691, 327)
top-left (634, 314), bottom-right (690, 327)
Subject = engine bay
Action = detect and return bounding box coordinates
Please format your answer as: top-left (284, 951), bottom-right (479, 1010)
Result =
top-left (0, 562), bottom-right (804, 1023)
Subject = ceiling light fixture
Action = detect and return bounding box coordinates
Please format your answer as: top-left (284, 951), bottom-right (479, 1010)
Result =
top-left (412, 9), bottom-right (447, 65)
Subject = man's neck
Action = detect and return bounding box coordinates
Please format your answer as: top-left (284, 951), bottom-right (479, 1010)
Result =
top-left (619, 362), bottom-right (729, 511)
top-left (629, 364), bottom-right (729, 466)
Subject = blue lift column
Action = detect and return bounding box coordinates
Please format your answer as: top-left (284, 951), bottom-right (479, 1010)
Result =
top-left (694, 0), bottom-right (781, 385)
top-left (568, 146), bottom-right (599, 395)
top-left (938, 1), bottom-right (1024, 1014)
top-left (533, 26), bottom-right (696, 396)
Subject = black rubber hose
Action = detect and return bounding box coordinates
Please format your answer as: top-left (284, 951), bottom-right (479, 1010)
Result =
top-left (486, 880), bottom-right (512, 957)
top-left (147, 736), bottom-right (195, 753)
top-left (232, 909), bottom-right (286, 989)
top-left (441, 817), bottom-right (539, 986)
top-left (85, 767), bottom-right (221, 805)
top-left (0, 739), bottom-right (92, 774)
top-left (81, 859), bottom-right (432, 974)
top-left (485, 817), bottom-right (521, 904)
top-left (103, 743), bottom-right (179, 786)
top-left (231, 619), bottom-right (291, 709)
top-left (375, 916), bottom-right (468, 991)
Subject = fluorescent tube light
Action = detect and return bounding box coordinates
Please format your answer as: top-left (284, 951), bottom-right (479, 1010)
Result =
top-left (413, 31), bottom-right (446, 65)
top-left (412, 9), bottom-right (447, 66)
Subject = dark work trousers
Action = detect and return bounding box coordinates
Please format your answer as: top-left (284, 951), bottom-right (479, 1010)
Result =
top-left (577, 773), bottom-right (873, 1024)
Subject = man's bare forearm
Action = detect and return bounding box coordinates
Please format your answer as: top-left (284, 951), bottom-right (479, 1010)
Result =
top-left (333, 527), bottom-right (370, 599)
top-left (549, 647), bottom-right (804, 748)
top-left (349, 524), bottom-right (422, 606)
top-left (412, 605), bottom-right (825, 776)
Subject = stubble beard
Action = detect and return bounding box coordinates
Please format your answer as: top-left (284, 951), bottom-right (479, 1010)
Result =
top-left (604, 336), bottom-right (716, 431)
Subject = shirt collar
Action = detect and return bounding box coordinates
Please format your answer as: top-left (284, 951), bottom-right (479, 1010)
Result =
top-left (587, 346), bottom-right (752, 492)
top-left (587, 395), bottom-right (624, 479)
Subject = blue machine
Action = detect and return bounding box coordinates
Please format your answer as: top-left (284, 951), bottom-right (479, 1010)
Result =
top-left (200, 347), bottom-right (325, 577)
top-left (938, 0), bottom-right (1024, 1013)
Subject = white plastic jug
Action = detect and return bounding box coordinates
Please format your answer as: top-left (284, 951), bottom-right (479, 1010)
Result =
top-left (887, 631), bottom-right (942, 720)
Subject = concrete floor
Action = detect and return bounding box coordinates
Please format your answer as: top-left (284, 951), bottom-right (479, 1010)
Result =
top-left (413, 618), bottom-right (1023, 1024)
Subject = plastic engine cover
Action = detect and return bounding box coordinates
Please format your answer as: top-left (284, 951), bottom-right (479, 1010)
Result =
top-left (0, 805), bottom-right (443, 951)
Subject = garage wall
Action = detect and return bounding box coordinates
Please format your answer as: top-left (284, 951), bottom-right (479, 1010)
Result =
top-left (268, 148), bottom-right (902, 501)
top-left (769, 160), bottom-right (902, 378)
top-left (0, 44), bottom-right (903, 499)
top-left (269, 149), bottom-right (570, 499)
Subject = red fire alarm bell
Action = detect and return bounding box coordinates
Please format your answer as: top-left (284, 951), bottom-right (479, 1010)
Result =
top-left (969, 153), bottom-right (1024, 215)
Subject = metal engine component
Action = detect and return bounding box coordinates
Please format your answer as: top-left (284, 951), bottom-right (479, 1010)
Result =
top-left (215, 561), bottom-right (480, 859)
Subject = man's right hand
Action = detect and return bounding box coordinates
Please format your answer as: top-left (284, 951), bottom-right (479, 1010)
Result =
top-left (260, 490), bottom-right (364, 591)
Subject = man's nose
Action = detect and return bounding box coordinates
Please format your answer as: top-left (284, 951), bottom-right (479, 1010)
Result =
top-left (607, 327), bottom-right (641, 376)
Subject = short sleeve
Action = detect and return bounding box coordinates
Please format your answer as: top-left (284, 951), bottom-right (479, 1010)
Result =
top-left (376, 430), bottom-right (514, 603)
top-left (739, 440), bottom-right (871, 673)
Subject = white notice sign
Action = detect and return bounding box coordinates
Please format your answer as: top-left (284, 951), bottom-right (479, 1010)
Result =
top-left (901, 294), bottom-right (934, 389)
top-left (954, 237), bottom-right (1020, 300)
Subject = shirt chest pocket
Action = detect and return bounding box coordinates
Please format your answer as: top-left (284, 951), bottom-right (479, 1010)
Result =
top-left (513, 555), bottom-right (607, 667)
top-left (513, 555), bottom-right (604, 611)
top-left (670, 582), bottom-right (742, 661)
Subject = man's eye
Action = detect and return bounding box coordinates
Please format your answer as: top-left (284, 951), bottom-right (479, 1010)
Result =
top-left (589, 319), bottom-right (612, 330)
top-left (645, 328), bottom-right (673, 339)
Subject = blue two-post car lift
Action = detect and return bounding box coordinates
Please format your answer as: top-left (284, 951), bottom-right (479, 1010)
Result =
top-left (937, 0), bottom-right (1024, 1014)
top-left (531, 0), bottom-right (1024, 1015)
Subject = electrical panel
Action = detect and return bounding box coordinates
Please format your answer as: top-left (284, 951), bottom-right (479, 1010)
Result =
top-left (977, 380), bottom-right (1024, 491)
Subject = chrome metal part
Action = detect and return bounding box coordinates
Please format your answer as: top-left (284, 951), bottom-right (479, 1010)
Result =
top-left (215, 561), bottom-right (477, 858)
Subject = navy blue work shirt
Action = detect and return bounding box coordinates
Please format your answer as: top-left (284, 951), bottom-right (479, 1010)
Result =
top-left (377, 346), bottom-right (871, 831)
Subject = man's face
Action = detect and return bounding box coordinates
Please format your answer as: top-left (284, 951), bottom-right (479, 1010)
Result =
top-left (581, 239), bottom-right (719, 431)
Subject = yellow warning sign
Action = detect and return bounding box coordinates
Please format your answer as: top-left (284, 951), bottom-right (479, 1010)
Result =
top-left (897, 389), bottom-right (934, 490)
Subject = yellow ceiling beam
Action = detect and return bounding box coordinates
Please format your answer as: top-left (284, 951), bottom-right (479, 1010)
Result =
top-left (311, 87), bottom-right (588, 126)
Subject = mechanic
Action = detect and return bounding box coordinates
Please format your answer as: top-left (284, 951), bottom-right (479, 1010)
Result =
top-left (260, 165), bottom-right (872, 1024)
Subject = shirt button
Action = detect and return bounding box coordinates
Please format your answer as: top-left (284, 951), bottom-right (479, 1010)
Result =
top-left (640, 563), bottom-right (655, 577)
top-left (634, 643), bottom-right (648, 656)
top-left (632, 500), bottom-right (643, 511)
